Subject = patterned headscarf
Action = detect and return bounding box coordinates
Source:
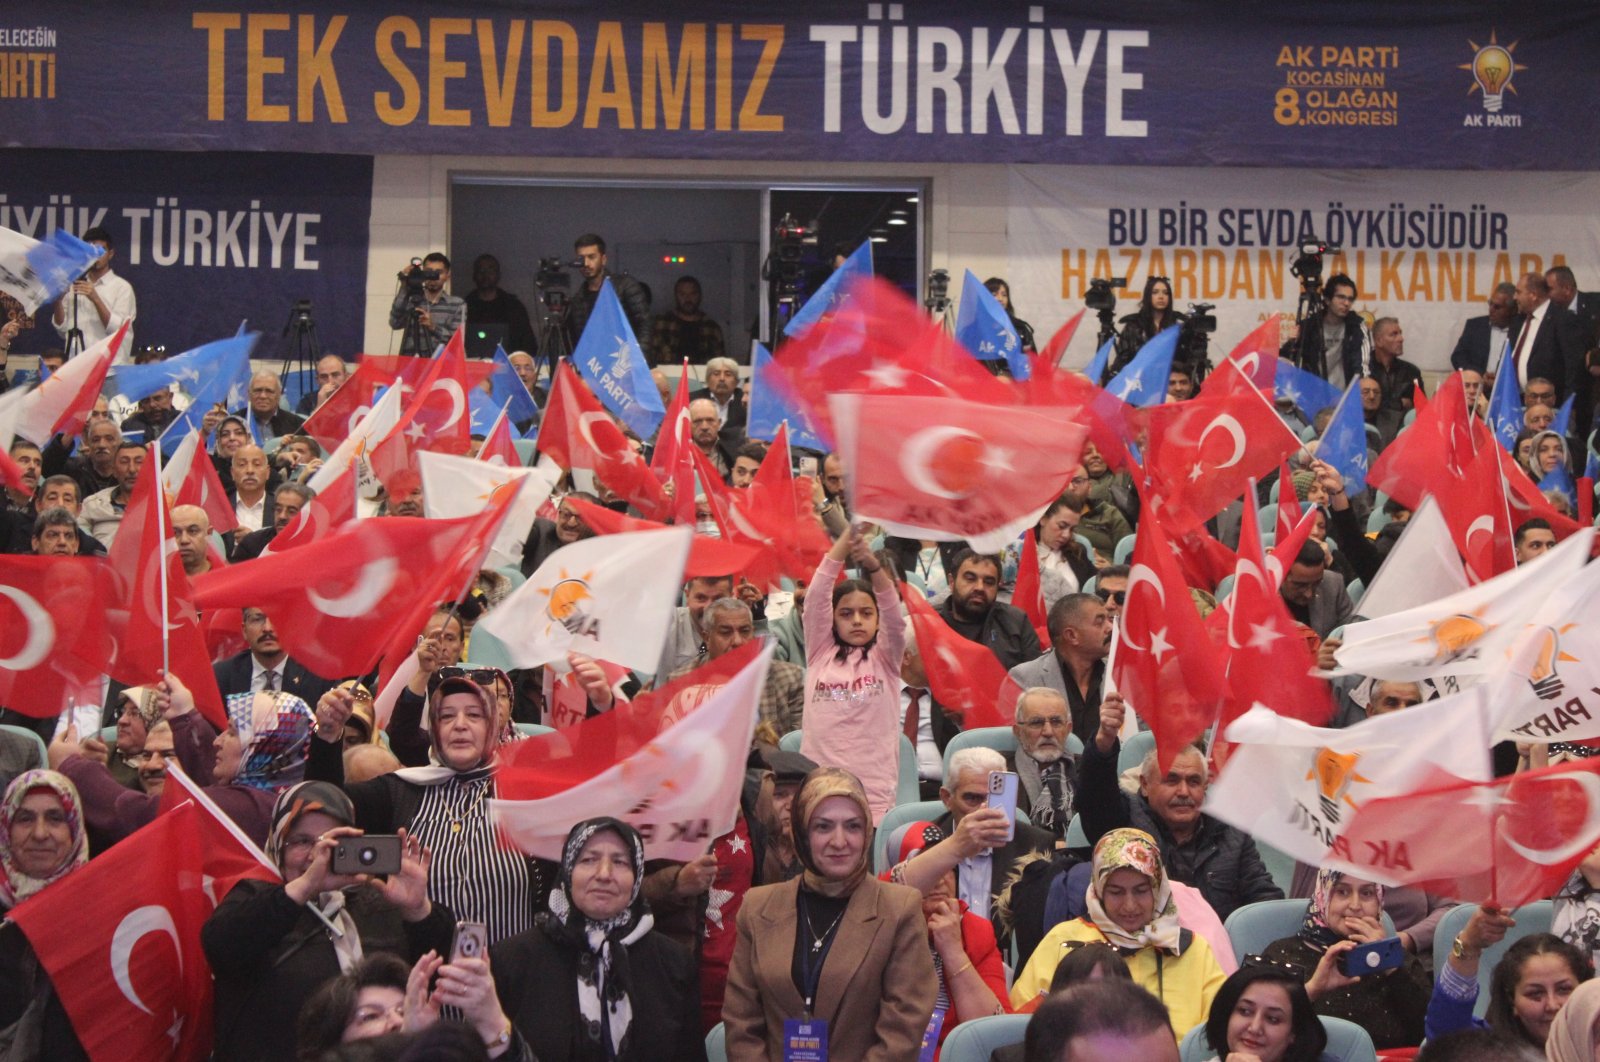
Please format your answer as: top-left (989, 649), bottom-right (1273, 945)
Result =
top-left (896, 820), bottom-right (947, 866)
top-left (264, 780), bottom-right (357, 871)
top-left (1085, 828), bottom-right (1182, 955)
top-left (225, 690), bottom-right (314, 792)
top-left (1299, 868), bottom-right (1384, 952)
top-left (0, 770), bottom-right (89, 908)
top-left (537, 817), bottom-right (652, 1061)
top-left (117, 685), bottom-right (163, 732)
top-left (791, 767), bottom-right (874, 898)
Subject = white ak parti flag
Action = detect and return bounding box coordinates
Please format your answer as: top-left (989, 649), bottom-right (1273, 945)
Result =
top-left (1489, 557), bottom-right (1600, 745)
top-left (475, 525), bottom-right (692, 671)
top-left (418, 450), bottom-right (559, 569)
top-left (1352, 497), bottom-right (1470, 620)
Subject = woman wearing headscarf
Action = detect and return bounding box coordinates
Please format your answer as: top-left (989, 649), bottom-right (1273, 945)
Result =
top-left (308, 670), bottom-right (548, 947)
top-left (201, 781), bottom-right (455, 1062)
top-left (1260, 868), bottom-right (1431, 1049)
top-left (1010, 827), bottom-right (1226, 1035)
top-left (1542, 976), bottom-right (1600, 1062)
top-left (0, 771), bottom-right (92, 1059)
top-left (490, 817), bottom-right (704, 1062)
top-left (723, 768), bottom-right (938, 1060)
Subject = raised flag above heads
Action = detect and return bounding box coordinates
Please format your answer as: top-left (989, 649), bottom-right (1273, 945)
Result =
top-left (1103, 325), bottom-right (1180, 408)
top-left (1219, 315), bottom-right (1284, 390)
top-left (266, 457), bottom-right (358, 557)
top-left (562, 497), bottom-right (763, 580)
top-left (1216, 549), bottom-right (1333, 740)
top-left (784, 240), bottom-right (871, 338)
top-left (1488, 557), bottom-right (1600, 746)
top-left (1435, 442), bottom-right (1516, 583)
top-left (477, 403), bottom-right (520, 467)
top-left (743, 422), bottom-right (832, 581)
top-left (157, 332), bottom-right (258, 450)
top-left (1331, 527), bottom-right (1594, 682)
top-left (1082, 335), bottom-right (1115, 385)
top-left (475, 526), bottom-right (692, 673)
top-left (748, 342), bottom-right (830, 453)
top-left (1368, 371), bottom-right (1485, 509)
top-left (1352, 497), bottom-right (1470, 620)
top-left (0, 224), bottom-right (103, 315)
top-left (300, 361), bottom-right (390, 454)
top-left (901, 584), bottom-right (1017, 731)
top-left (1273, 360), bottom-right (1342, 424)
top-left (418, 450), bottom-right (557, 570)
top-left (1034, 309), bottom-right (1085, 376)
top-left (1496, 442), bottom-right (1585, 541)
top-left (161, 429), bottom-right (239, 534)
top-left (572, 278), bottom-right (664, 440)
top-left (0, 555), bottom-right (115, 719)
top-left (649, 360), bottom-right (697, 526)
top-left (307, 380), bottom-right (404, 502)
top-left (829, 392), bottom-right (1087, 543)
top-left (1485, 351), bottom-right (1522, 452)
top-left (1553, 393), bottom-right (1576, 438)
top-left (14, 321), bottom-right (128, 445)
top-left (113, 333), bottom-right (255, 406)
top-left (467, 386), bottom-right (504, 436)
top-left (0, 386), bottom-right (31, 491)
top-left (954, 269), bottom-right (1029, 380)
top-left (489, 344), bottom-right (540, 426)
top-left (1316, 379), bottom-right (1370, 496)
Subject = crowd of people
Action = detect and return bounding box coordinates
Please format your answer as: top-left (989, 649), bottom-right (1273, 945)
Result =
top-left (0, 226), bottom-right (1599, 1062)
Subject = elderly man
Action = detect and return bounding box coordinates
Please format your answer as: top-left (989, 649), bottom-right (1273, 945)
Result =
top-left (655, 574), bottom-right (735, 680)
top-left (691, 356), bottom-right (747, 435)
top-left (79, 441), bottom-right (145, 548)
top-left (229, 444), bottom-right (272, 534)
top-left (236, 371), bottom-right (304, 437)
top-left (120, 387), bottom-right (179, 439)
top-left (938, 549), bottom-right (1042, 673)
top-left (232, 482), bottom-right (313, 561)
top-left (170, 504), bottom-right (215, 576)
top-left (519, 490), bottom-right (597, 575)
top-left (214, 607), bottom-right (336, 704)
top-left (672, 596), bottom-right (805, 735)
top-left (1011, 687), bottom-right (1077, 836)
top-left (1007, 593), bottom-right (1112, 742)
top-left (297, 355), bottom-right (350, 414)
top-left (44, 415), bottom-right (121, 501)
top-left (30, 508), bottom-right (80, 556)
top-left (688, 397), bottom-right (735, 481)
top-left (1080, 696), bottom-right (1282, 920)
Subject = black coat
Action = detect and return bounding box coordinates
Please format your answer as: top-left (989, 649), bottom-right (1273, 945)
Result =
top-left (1448, 313), bottom-right (1505, 374)
top-left (213, 650), bottom-right (337, 705)
top-left (934, 598), bottom-right (1043, 675)
top-left (1508, 302), bottom-right (1592, 443)
top-left (568, 273), bottom-right (652, 349)
top-left (201, 879), bottom-right (455, 1062)
top-left (932, 811), bottom-right (1055, 949)
top-left (0, 922), bottom-right (87, 1062)
top-left (491, 922), bottom-right (706, 1062)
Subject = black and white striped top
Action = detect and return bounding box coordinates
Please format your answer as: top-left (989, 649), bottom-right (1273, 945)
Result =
top-left (409, 773), bottom-right (538, 947)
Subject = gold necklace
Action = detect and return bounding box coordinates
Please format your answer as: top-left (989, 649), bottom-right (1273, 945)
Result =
top-left (447, 778), bottom-right (490, 834)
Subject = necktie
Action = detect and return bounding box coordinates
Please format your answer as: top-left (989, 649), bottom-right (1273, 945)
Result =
top-left (260, 670), bottom-right (278, 692)
top-left (1511, 315), bottom-right (1533, 380)
top-left (903, 688), bottom-right (922, 742)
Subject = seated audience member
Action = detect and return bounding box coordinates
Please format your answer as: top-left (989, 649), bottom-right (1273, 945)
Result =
top-left (1080, 699), bottom-right (1282, 920)
top-left (1011, 828), bottom-right (1225, 1034)
top-left (757, 748), bottom-right (816, 885)
top-left (519, 491), bottom-right (597, 576)
top-left (1426, 902), bottom-right (1592, 1052)
top-left (0, 771), bottom-right (92, 1059)
top-left (1022, 975), bottom-right (1180, 1062)
top-left (1526, 429), bottom-right (1571, 481)
top-left (1203, 964), bottom-right (1327, 1062)
top-left (78, 440), bottom-right (145, 548)
top-left (722, 768), bottom-right (938, 1061)
top-left (231, 482), bottom-right (313, 561)
top-left (1031, 495), bottom-right (1100, 606)
top-left (992, 945), bottom-right (1132, 1060)
top-left (215, 607), bottom-right (337, 704)
top-left (1012, 687), bottom-right (1078, 837)
top-left (1278, 539), bottom-right (1354, 642)
top-left (937, 548), bottom-right (1042, 673)
top-left (1543, 978), bottom-right (1600, 1062)
top-left (1260, 869), bottom-right (1430, 1049)
top-left (202, 782), bottom-right (453, 1062)
top-left (1415, 1028), bottom-right (1543, 1061)
top-left (490, 818), bottom-right (704, 1062)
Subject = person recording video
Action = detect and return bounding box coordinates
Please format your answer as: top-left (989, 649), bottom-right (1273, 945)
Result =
top-left (388, 252), bottom-right (466, 354)
top-left (1281, 273), bottom-right (1372, 390)
top-left (1107, 276), bottom-right (1186, 379)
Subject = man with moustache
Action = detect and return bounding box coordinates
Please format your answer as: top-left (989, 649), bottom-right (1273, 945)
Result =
top-left (1010, 687), bottom-right (1078, 837)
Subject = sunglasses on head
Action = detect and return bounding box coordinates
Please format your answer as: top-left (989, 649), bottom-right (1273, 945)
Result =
top-left (1095, 588), bottom-right (1126, 605)
top-left (427, 665), bottom-right (509, 695)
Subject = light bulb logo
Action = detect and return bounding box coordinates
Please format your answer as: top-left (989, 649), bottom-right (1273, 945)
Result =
top-left (1306, 748), bottom-right (1370, 824)
top-left (1418, 609), bottom-right (1491, 665)
top-left (1459, 31), bottom-right (1526, 114)
top-left (1524, 624), bottom-right (1579, 701)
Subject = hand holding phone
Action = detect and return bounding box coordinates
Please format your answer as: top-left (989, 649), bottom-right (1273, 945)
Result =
top-left (985, 771), bottom-right (1019, 842)
top-left (1338, 935), bottom-right (1404, 977)
top-left (450, 920), bottom-right (489, 964)
top-left (331, 835), bottom-right (402, 877)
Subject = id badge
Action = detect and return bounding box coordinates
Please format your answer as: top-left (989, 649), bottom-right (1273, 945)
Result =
top-left (917, 1008), bottom-right (947, 1062)
top-left (783, 1018), bottom-right (828, 1062)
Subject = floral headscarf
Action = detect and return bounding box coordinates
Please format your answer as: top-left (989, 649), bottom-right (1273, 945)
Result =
top-left (1299, 868), bottom-right (1383, 952)
top-left (225, 690), bottom-right (314, 792)
top-left (0, 770), bottom-right (89, 908)
top-left (1085, 828), bottom-right (1182, 955)
top-left (791, 768), bottom-right (874, 898)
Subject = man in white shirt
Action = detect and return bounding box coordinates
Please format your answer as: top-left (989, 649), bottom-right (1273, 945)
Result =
top-left (51, 225), bottom-right (136, 357)
top-left (230, 444), bottom-right (270, 534)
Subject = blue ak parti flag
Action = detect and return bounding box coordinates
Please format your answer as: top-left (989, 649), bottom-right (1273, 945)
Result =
top-left (110, 333), bottom-right (257, 405)
top-left (748, 342), bottom-right (832, 453)
top-left (1103, 326), bottom-right (1180, 408)
top-left (1083, 335), bottom-right (1115, 385)
top-left (1552, 393), bottom-right (1575, 438)
top-left (468, 387), bottom-right (505, 435)
top-left (1485, 345), bottom-right (1523, 452)
top-left (1316, 378), bottom-right (1370, 496)
top-left (1273, 361), bottom-right (1344, 423)
top-left (1539, 463), bottom-right (1577, 508)
top-left (0, 225), bottom-right (103, 315)
top-left (571, 278), bottom-right (664, 439)
top-left (489, 345), bottom-right (540, 424)
top-left (953, 270), bottom-right (1029, 380)
top-left (783, 241), bottom-right (872, 338)
top-left (158, 332), bottom-right (259, 449)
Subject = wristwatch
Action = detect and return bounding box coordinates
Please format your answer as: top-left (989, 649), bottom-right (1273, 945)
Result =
top-left (484, 1022), bottom-right (513, 1051)
top-left (1450, 935), bottom-right (1480, 961)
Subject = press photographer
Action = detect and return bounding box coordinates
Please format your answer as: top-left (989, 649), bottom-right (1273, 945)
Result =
top-left (388, 252), bottom-right (466, 354)
top-left (1280, 242), bottom-right (1371, 390)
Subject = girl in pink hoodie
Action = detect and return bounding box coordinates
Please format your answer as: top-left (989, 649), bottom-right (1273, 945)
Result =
top-left (801, 527), bottom-right (906, 822)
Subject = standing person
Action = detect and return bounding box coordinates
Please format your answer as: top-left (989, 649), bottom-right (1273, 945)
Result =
top-left (491, 818), bottom-right (705, 1062)
top-left (722, 768), bottom-right (938, 1060)
top-left (1283, 274), bottom-right (1372, 390)
top-left (568, 233), bottom-right (651, 345)
top-left (984, 278), bottom-right (1036, 354)
top-left (389, 252), bottom-right (467, 354)
top-left (463, 254), bottom-right (537, 356)
top-left (1450, 282), bottom-right (1518, 375)
top-left (801, 528), bottom-right (906, 822)
top-left (1109, 276), bottom-right (1186, 380)
top-left (51, 226), bottom-right (136, 356)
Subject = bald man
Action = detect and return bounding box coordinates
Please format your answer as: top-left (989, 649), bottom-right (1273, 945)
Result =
top-left (170, 504), bottom-right (215, 576)
top-left (230, 445), bottom-right (272, 534)
top-left (237, 370), bottom-right (305, 437)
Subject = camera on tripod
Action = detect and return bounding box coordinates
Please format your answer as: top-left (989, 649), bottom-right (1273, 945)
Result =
top-left (535, 256), bottom-right (571, 291)
top-left (773, 214), bottom-right (819, 265)
top-left (399, 257), bottom-right (441, 301)
top-left (1184, 302), bottom-right (1217, 335)
top-left (1085, 276), bottom-right (1127, 314)
top-left (1291, 240), bottom-right (1341, 284)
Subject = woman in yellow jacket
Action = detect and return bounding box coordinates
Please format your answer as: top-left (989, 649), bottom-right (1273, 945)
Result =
top-left (1010, 828), bottom-right (1226, 1037)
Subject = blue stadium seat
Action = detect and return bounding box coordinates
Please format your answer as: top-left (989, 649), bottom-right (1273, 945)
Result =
top-left (1223, 899), bottom-right (1394, 964)
top-left (1432, 901), bottom-right (1552, 1018)
top-left (939, 1014), bottom-right (1031, 1062)
top-left (1114, 534), bottom-right (1137, 564)
top-left (704, 1022), bottom-right (726, 1062)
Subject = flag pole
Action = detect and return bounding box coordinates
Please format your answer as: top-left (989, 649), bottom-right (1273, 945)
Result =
top-left (152, 440), bottom-right (171, 678)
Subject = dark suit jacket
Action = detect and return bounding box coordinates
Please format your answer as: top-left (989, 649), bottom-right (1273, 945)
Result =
top-left (1509, 303), bottom-right (1589, 403)
top-left (933, 811), bottom-right (1055, 947)
top-left (212, 651), bottom-right (336, 705)
top-left (722, 877), bottom-right (938, 1062)
top-left (689, 387), bottom-right (749, 449)
top-left (229, 524), bottom-right (278, 561)
top-left (1449, 314), bottom-right (1499, 373)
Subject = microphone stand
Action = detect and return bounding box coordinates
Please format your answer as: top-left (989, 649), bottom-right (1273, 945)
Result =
top-left (64, 271), bottom-right (88, 358)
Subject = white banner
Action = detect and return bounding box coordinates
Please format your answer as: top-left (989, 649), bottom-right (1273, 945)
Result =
top-left (1006, 165), bottom-right (1600, 374)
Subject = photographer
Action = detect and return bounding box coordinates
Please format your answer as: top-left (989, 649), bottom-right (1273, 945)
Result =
top-left (1108, 277), bottom-right (1186, 380)
top-left (567, 233), bottom-right (651, 347)
top-left (389, 253), bottom-right (466, 354)
top-left (1283, 273), bottom-right (1372, 390)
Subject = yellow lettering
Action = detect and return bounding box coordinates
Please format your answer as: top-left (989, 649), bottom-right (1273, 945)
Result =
top-left (1518, 253), bottom-right (1544, 278)
top-left (193, 12), bottom-right (241, 121)
top-left (1407, 252), bottom-right (1431, 300)
top-left (297, 14), bottom-right (347, 123)
top-left (374, 17), bottom-right (421, 126)
top-left (1061, 249), bottom-right (1085, 298)
top-left (738, 24), bottom-right (784, 131)
top-left (715, 24), bottom-right (732, 131)
top-left (583, 21), bottom-right (635, 129)
top-left (640, 23), bottom-right (705, 131)
top-left (1202, 249), bottom-right (1227, 299)
top-left (247, 13), bottom-right (291, 122)
top-left (477, 18), bottom-right (524, 128)
top-left (1437, 252), bottom-right (1463, 302)
top-left (1258, 251), bottom-right (1285, 301)
top-left (531, 20), bottom-right (578, 128)
top-left (1229, 251), bottom-right (1254, 299)
top-left (428, 18), bottom-right (472, 126)
top-left (1118, 250), bottom-right (1142, 298)
top-left (1173, 249), bottom-right (1198, 296)
top-left (1379, 252), bottom-right (1404, 301)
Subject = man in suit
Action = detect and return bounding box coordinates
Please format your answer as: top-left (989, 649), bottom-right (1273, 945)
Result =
top-left (1279, 539), bottom-right (1354, 641)
top-left (900, 637), bottom-right (961, 800)
top-left (1007, 593), bottom-right (1112, 742)
top-left (1547, 265), bottom-right (1600, 331)
top-left (213, 606), bottom-right (336, 703)
top-left (1010, 687), bottom-right (1077, 838)
top-left (689, 356), bottom-right (748, 440)
top-left (1508, 272), bottom-right (1590, 451)
top-left (231, 482), bottom-right (312, 561)
top-left (1449, 282), bottom-right (1517, 374)
top-left (234, 371), bottom-right (305, 438)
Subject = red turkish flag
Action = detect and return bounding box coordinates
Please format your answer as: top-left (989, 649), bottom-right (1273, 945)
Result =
top-left (832, 391), bottom-right (1087, 542)
top-left (1497, 443), bottom-right (1586, 541)
top-left (361, 352), bottom-right (496, 392)
top-left (1367, 372), bottom-right (1484, 509)
top-left (161, 430), bottom-right (238, 535)
top-left (649, 361), bottom-right (697, 525)
top-left (265, 460), bottom-right (359, 557)
top-left (745, 424), bottom-right (831, 580)
top-left (1218, 315), bottom-right (1284, 390)
top-left (1114, 475), bottom-right (1225, 771)
top-left (536, 362), bottom-right (668, 517)
top-left (1217, 555), bottom-right (1334, 739)
top-left (563, 497), bottom-right (763, 580)
top-left (369, 329), bottom-right (473, 495)
top-left (107, 454), bottom-right (226, 729)
top-left (8, 803), bottom-right (221, 1062)
top-left (0, 556), bottom-right (115, 718)
top-left (1012, 531), bottom-right (1049, 646)
top-left (477, 404), bottom-right (521, 468)
top-left (900, 585), bottom-right (1018, 730)
top-left (194, 496), bottom-right (514, 678)
top-left (300, 362), bottom-right (390, 453)
top-left (1141, 383), bottom-right (1302, 532)
top-left (1336, 756), bottom-right (1600, 908)
top-left (158, 762), bottom-right (281, 898)
top-left (1170, 523), bottom-right (1239, 594)
top-left (14, 322), bottom-right (128, 445)
top-left (1436, 442), bottom-right (1517, 583)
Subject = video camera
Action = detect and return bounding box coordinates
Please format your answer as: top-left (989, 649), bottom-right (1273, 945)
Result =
top-left (1291, 240), bottom-right (1340, 284)
top-left (536, 256), bottom-right (572, 291)
top-left (1184, 302), bottom-right (1217, 335)
top-left (1085, 276), bottom-right (1126, 314)
top-left (398, 257), bottom-right (441, 302)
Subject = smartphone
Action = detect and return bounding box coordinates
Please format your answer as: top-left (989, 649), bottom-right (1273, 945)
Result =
top-left (1339, 936), bottom-right (1405, 977)
top-left (450, 920), bottom-right (489, 964)
top-left (330, 835), bottom-right (402, 876)
top-left (798, 456), bottom-right (818, 477)
top-left (985, 770), bottom-right (1020, 842)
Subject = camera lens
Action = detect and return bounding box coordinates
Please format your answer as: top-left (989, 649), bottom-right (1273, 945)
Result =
top-left (360, 846), bottom-right (377, 866)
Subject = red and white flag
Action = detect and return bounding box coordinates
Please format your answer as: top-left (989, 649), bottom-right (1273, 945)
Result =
top-left (307, 383), bottom-right (404, 502)
top-left (14, 321), bottom-right (128, 445)
top-left (265, 459), bottom-right (360, 557)
top-left (649, 362), bottom-right (696, 526)
top-left (1217, 552), bottom-right (1334, 739)
top-left (474, 526), bottom-right (692, 672)
top-left (160, 430), bottom-right (238, 534)
top-left (477, 404), bottom-right (521, 467)
top-left (1218, 315), bottom-right (1284, 390)
top-left (1368, 372), bottom-right (1485, 510)
top-left (901, 584), bottom-right (1019, 730)
top-left (1352, 497), bottom-right (1470, 620)
top-left (418, 450), bottom-right (558, 569)
top-left (0, 386), bottom-right (31, 491)
top-left (158, 761), bottom-right (281, 894)
top-left (830, 392), bottom-right (1087, 543)
top-left (492, 643), bottom-right (771, 861)
top-left (369, 328), bottom-right (474, 493)
top-left (535, 362), bottom-right (668, 518)
top-left (1435, 442), bottom-right (1517, 583)
top-left (300, 361), bottom-right (388, 454)
top-left (1487, 557), bottom-right (1600, 746)
top-left (1012, 532), bottom-right (1049, 647)
top-left (562, 497), bottom-right (763, 580)
top-left (0, 555), bottom-right (115, 718)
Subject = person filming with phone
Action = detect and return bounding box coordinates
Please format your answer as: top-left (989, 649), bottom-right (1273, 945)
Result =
top-left (201, 780), bottom-right (455, 1062)
top-left (1257, 869), bottom-right (1431, 1050)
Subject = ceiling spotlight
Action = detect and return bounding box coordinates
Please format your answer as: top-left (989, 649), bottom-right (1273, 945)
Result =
top-left (887, 217), bottom-right (908, 225)
top-left (906, 195), bottom-right (920, 203)
top-left (869, 236), bottom-right (888, 243)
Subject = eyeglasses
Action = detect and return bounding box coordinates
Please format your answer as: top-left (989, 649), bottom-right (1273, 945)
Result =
top-left (428, 665), bottom-right (509, 694)
top-left (1018, 717), bottom-right (1069, 732)
top-left (1095, 588), bottom-right (1126, 605)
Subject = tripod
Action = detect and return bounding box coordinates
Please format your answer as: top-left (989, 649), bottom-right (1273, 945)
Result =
top-left (280, 299), bottom-right (322, 394)
top-left (63, 274), bottom-right (87, 358)
top-left (530, 288), bottom-right (570, 386)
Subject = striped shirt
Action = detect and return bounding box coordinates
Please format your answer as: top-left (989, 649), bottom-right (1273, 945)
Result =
top-left (409, 773), bottom-right (539, 947)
